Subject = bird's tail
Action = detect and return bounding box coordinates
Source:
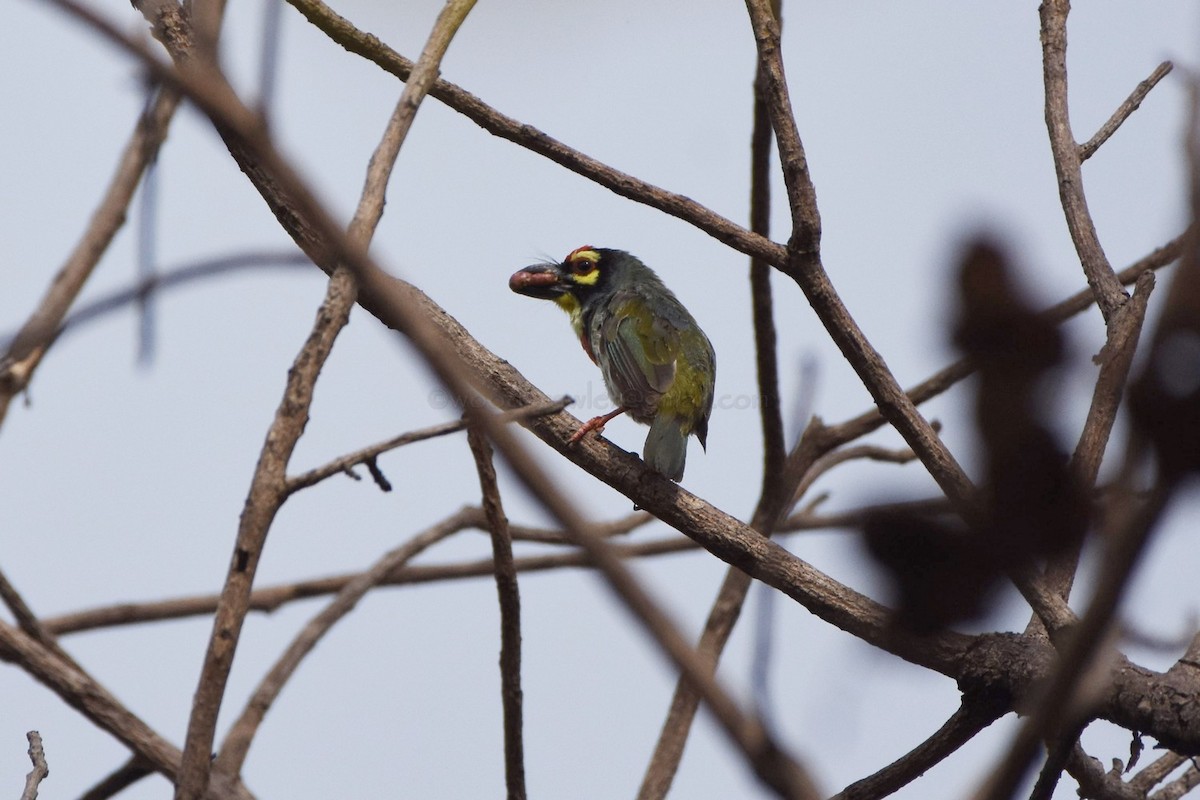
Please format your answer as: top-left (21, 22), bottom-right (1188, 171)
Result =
top-left (644, 414), bottom-right (688, 481)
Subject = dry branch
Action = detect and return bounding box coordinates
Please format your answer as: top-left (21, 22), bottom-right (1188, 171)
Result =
top-left (0, 88), bottom-right (179, 428)
top-left (467, 428), bottom-right (527, 800)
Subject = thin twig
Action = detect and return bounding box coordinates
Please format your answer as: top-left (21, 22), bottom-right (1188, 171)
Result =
top-left (1041, 0), bottom-right (1127, 322)
top-left (830, 696), bottom-right (1009, 800)
top-left (466, 428), bottom-right (527, 800)
top-left (748, 0), bottom-right (786, 508)
top-left (212, 510), bottom-right (472, 778)
top-left (285, 397), bottom-right (571, 494)
top-left (20, 731), bottom-right (49, 800)
top-left (789, 442), bottom-right (918, 508)
top-left (41, 533), bottom-right (697, 635)
top-left (1080, 61), bottom-right (1173, 161)
top-left (345, 0), bottom-right (477, 246)
top-left (0, 87), bottom-right (180, 429)
top-left (1045, 271), bottom-right (1156, 599)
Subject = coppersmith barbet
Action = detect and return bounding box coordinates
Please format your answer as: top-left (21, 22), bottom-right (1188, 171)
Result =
top-left (509, 246), bottom-right (715, 481)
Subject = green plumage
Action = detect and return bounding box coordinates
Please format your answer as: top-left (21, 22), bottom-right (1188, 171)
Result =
top-left (509, 247), bottom-right (715, 481)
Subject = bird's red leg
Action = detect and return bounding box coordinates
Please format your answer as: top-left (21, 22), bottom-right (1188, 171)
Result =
top-left (569, 406), bottom-right (629, 444)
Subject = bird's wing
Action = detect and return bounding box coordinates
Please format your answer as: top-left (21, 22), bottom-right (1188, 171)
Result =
top-left (599, 294), bottom-right (680, 409)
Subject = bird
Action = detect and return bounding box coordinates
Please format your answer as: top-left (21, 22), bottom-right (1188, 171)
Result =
top-left (509, 246), bottom-right (715, 481)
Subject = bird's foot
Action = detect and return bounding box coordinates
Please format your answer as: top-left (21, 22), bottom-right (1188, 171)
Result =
top-left (569, 415), bottom-right (609, 444)
top-left (569, 407), bottom-right (628, 445)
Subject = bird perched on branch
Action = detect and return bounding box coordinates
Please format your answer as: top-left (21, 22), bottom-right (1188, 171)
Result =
top-left (509, 246), bottom-right (715, 481)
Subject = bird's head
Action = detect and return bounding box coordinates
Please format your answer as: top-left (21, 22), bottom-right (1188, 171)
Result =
top-left (509, 246), bottom-right (626, 316)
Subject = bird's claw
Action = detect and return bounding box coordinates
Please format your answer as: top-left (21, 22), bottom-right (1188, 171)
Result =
top-left (569, 416), bottom-right (608, 444)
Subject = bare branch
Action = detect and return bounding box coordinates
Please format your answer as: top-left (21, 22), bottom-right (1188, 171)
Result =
top-left (285, 397), bottom-right (571, 495)
top-left (0, 88), bottom-right (179, 429)
top-left (1129, 750), bottom-right (1188, 794)
top-left (1041, 0), bottom-right (1128, 321)
top-left (345, 0), bottom-right (477, 246)
top-left (79, 757), bottom-right (153, 800)
top-left (831, 696), bottom-right (1008, 800)
top-left (20, 731), bottom-right (49, 800)
top-left (1046, 271), bottom-right (1156, 599)
top-left (1080, 61), bottom-right (1174, 162)
top-left (748, 0), bottom-right (786, 511)
top-left (1151, 765), bottom-right (1200, 800)
top-left (466, 429), bottom-right (527, 800)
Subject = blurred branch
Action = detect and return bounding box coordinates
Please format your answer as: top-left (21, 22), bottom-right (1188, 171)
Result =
top-left (831, 696), bottom-right (1009, 800)
top-left (1080, 60), bottom-right (1173, 162)
top-left (466, 428), bottom-right (527, 800)
top-left (748, 0), bottom-right (786, 514)
top-left (79, 757), bottom-right (153, 800)
top-left (285, 397), bottom-right (571, 495)
top-left (1041, 0), bottom-right (1127, 322)
top-left (0, 87), bottom-right (180, 430)
top-left (0, 251), bottom-right (312, 354)
top-left (1046, 271), bottom-right (1156, 599)
top-left (212, 510), bottom-right (471, 780)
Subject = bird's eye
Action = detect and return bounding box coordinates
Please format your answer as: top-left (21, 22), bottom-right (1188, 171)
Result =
top-left (571, 259), bottom-right (595, 275)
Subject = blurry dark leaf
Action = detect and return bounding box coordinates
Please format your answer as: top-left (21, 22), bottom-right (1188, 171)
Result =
top-left (864, 239), bottom-right (1090, 632)
top-left (863, 510), bottom-right (998, 633)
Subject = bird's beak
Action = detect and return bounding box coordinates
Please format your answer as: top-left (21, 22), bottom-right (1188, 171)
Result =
top-left (509, 263), bottom-right (566, 300)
